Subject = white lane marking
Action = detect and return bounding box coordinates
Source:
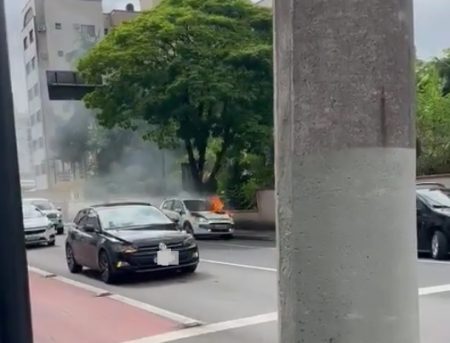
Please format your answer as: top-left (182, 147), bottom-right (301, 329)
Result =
top-left (201, 242), bottom-right (271, 249)
top-left (28, 266), bottom-right (56, 278)
top-left (53, 275), bottom-right (112, 297)
top-left (28, 266), bottom-right (201, 327)
top-left (123, 312), bottom-right (277, 343)
top-left (419, 284), bottom-right (450, 296)
top-left (109, 294), bottom-right (202, 327)
top-left (201, 259), bottom-right (276, 272)
top-left (418, 259), bottom-right (450, 266)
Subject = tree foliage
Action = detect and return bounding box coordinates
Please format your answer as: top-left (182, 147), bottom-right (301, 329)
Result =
top-left (78, 0), bottom-right (273, 193)
top-left (416, 61), bottom-right (450, 174)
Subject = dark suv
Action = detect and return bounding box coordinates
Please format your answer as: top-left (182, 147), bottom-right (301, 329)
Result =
top-left (417, 188), bottom-right (450, 259)
top-left (65, 202), bottom-right (199, 283)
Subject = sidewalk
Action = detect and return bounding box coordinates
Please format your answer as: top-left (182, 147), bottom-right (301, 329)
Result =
top-left (29, 272), bottom-right (180, 343)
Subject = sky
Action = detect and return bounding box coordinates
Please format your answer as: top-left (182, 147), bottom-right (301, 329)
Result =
top-left (5, 0), bottom-right (450, 113)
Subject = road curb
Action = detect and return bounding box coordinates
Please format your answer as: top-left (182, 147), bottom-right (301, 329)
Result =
top-left (28, 265), bottom-right (203, 328)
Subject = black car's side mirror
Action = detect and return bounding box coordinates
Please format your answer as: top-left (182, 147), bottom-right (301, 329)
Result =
top-left (84, 225), bottom-right (96, 233)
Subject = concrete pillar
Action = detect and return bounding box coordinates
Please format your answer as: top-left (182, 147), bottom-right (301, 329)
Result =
top-left (274, 0), bottom-right (419, 342)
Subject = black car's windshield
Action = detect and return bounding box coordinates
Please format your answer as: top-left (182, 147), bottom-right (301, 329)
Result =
top-left (28, 200), bottom-right (55, 211)
top-left (417, 189), bottom-right (450, 208)
top-left (22, 205), bottom-right (44, 219)
top-left (184, 200), bottom-right (209, 211)
top-left (97, 205), bottom-right (174, 230)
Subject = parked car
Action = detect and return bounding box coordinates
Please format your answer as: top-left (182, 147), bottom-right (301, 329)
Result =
top-left (23, 198), bottom-right (64, 234)
top-left (22, 203), bottom-right (56, 246)
top-left (65, 202), bottom-right (199, 283)
top-left (417, 187), bottom-right (450, 259)
top-left (161, 198), bottom-right (234, 238)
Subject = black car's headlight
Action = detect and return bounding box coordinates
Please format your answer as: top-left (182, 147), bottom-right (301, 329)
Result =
top-left (183, 236), bottom-right (196, 247)
top-left (111, 243), bottom-right (137, 254)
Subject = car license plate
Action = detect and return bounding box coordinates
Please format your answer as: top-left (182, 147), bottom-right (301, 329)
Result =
top-left (156, 249), bottom-right (179, 266)
top-left (26, 234), bottom-right (41, 241)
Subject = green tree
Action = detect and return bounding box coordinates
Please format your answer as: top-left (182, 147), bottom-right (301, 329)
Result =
top-left (78, 0), bottom-right (273, 193)
top-left (416, 63), bottom-right (450, 174)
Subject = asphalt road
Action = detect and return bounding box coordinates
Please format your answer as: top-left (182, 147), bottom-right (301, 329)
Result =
top-left (26, 235), bottom-right (450, 343)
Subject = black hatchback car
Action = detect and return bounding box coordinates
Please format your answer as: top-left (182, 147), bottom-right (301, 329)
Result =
top-left (417, 188), bottom-right (450, 259)
top-left (65, 202), bottom-right (199, 283)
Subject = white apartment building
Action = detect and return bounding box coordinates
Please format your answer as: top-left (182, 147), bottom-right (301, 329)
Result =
top-left (21, 0), bottom-right (156, 190)
top-left (14, 111), bottom-right (33, 178)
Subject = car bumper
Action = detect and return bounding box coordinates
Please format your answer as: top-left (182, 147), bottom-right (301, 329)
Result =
top-left (111, 246), bottom-right (200, 273)
top-left (194, 224), bottom-right (234, 236)
top-left (25, 228), bottom-right (56, 245)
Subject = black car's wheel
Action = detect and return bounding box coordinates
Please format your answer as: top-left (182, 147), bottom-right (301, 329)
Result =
top-left (99, 250), bottom-right (118, 284)
top-left (182, 264), bottom-right (198, 274)
top-left (48, 238), bottom-right (56, 247)
top-left (66, 244), bottom-right (82, 273)
top-left (431, 231), bottom-right (448, 260)
top-left (183, 223), bottom-right (194, 235)
top-left (57, 226), bottom-right (64, 235)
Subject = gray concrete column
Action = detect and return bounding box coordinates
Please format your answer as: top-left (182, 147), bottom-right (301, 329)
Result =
top-left (274, 0), bottom-right (419, 342)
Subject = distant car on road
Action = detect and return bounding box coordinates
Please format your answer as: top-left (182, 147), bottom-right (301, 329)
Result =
top-left (65, 202), bottom-right (199, 283)
top-left (417, 188), bottom-right (450, 259)
top-left (22, 204), bottom-right (56, 246)
top-left (23, 198), bottom-right (64, 234)
top-left (160, 198), bottom-right (234, 238)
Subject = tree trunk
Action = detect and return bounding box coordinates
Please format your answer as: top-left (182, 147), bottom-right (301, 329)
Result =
top-left (275, 0), bottom-right (419, 342)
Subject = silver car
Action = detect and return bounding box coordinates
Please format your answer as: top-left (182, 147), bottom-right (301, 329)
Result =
top-left (161, 198), bottom-right (234, 238)
top-left (22, 204), bottom-right (56, 246)
top-left (23, 198), bottom-right (64, 234)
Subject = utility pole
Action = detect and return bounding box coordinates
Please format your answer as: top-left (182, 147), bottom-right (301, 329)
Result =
top-left (274, 0), bottom-right (419, 342)
top-left (0, 1), bottom-right (34, 342)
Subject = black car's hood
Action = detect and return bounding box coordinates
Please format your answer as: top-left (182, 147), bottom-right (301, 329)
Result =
top-left (104, 229), bottom-right (190, 247)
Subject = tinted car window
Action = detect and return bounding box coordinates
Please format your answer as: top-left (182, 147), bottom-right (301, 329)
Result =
top-left (97, 205), bottom-right (173, 230)
top-left (73, 210), bottom-right (85, 225)
top-left (85, 216), bottom-right (99, 229)
top-left (162, 200), bottom-right (173, 210)
top-left (173, 201), bottom-right (184, 211)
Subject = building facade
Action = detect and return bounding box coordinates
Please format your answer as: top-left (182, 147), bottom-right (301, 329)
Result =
top-left (21, 0), bottom-right (157, 190)
top-left (14, 111), bottom-right (33, 178)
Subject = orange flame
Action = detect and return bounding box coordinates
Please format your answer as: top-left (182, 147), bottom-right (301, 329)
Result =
top-left (209, 195), bottom-right (225, 213)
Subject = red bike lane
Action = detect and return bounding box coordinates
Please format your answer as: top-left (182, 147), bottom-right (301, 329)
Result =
top-left (29, 272), bottom-right (180, 343)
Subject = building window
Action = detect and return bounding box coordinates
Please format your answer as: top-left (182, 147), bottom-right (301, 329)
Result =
top-left (27, 89), bottom-right (33, 101)
top-left (41, 163), bottom-right (46, 175)
top-left (31, 56), bottom-right (36, 70)
top-left (30, 114), bottom-right (35, 126)
top-left (27, 129), bottom-right (32, 142)
top-left (23, 36), bottom-right (28, 50)
top-left (35, 165), bottom-right (40, 175)
top-left (32, 140), bottom-right (37, 151)
top-left (55, 22), bottom-right (62, 30)
top-left (26, 62), bottom-right (31, 75)
top-left (29, 29), bottom-right (34, 43)
top-left (36, 110), bottom-right (42, 122)
top-left (57, 50), bottom-right (64, 57)
top-left (104, 28), bottom-right (108, 35)
top-left (38, 137), bottom-right (44, 148)
top-left (33, 83), bottom-right (39, 97)
top-left (80, 24), bottom-right (96, 39)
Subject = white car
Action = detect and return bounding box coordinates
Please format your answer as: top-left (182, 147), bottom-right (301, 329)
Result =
top-left (23, 198), bottom-right (64, 234)
top-left (161, 198), bottom-right (234, 238)
top-left (22, 204), bottom-right (56, 246)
